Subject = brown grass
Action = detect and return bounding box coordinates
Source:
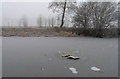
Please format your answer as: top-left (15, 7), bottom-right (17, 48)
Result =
top-left (2, 27), bottom-right (77, 37)
top-left (2, 27), bottom-right (118, 37)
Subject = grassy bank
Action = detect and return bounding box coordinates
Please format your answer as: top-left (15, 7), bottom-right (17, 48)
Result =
top-left (2, 27), bottom-right (76, 37)
top-left (2, 27), bottom-right (119, 38)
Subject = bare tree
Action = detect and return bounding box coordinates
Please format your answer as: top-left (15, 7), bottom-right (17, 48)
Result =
top-left (37, 15), bottom-right (42, 27)
top-left (44, 18), bottom-right (47, 27)
top-left (49, 0), bottom-right (76, 28)
top-left (73, 2), bottom-right (91, 28)
top-left (21, 16), bottom-right (28, 28)
top-left (73, 2), bottom-right (118, 29)
top-left (60, 0), bottom-right (67, 28)
top-left (18, 19), bottom-right (22, 27)
top-left (48, 17), bottom-right (55, 27)
top-left (91, 2), bottom-right (117, 29)
top-left (118, 1), bottom-right (120, 28)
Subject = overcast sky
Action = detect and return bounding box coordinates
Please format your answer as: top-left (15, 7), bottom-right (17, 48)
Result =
top-left (1, 0), bottom-right (119, 27)
top-left (2, 2), bottom-right (56, 26)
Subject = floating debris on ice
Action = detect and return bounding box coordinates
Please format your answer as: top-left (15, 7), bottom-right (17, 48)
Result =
top-left (58, 51), bottom-right (80, 60)
top-left (67, 56), bottom-right (80, 60)
top-left (69, 67), bottom-right (78, 74)
top-left (91, 66), bottom-right (101, 72)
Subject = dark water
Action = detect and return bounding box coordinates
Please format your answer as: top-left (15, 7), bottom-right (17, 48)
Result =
top-left (2, 37), bottom-right (118, 77)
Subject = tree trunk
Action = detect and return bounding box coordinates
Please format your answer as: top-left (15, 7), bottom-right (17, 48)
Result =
top-left (60, 0), bottom-right (67, 28)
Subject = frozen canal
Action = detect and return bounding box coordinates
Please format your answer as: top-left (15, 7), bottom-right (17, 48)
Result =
top-left (2, 37), bottom-right (118, 77)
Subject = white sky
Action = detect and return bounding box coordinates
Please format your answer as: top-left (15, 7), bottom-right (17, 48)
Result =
top-left (0, 1), bottom-right (1, 26)
top-left (0, 0), bottom-right (119, 26)
top-left (2, 2), bottom-right (58, 26)
top-left (1, 0), bottom-right (119, 2)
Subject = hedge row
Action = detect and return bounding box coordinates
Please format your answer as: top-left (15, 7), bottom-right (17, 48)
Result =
top-left (54, 27), bottom-right (119, 38)
top-left (72, 28), bottom-right (118, 38)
